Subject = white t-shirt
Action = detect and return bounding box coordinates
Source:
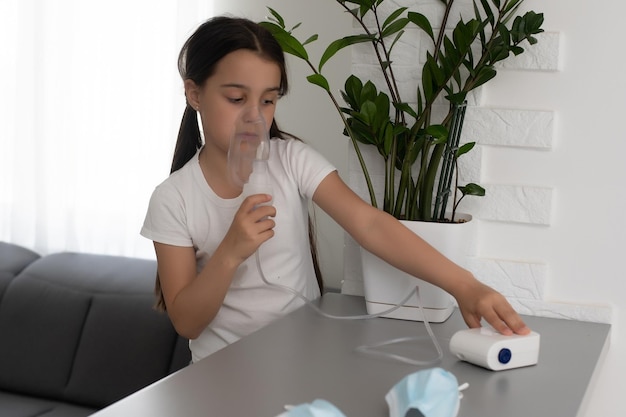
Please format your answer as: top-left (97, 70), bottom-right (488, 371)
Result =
top-left (141, 138), bottom-right (336, 362)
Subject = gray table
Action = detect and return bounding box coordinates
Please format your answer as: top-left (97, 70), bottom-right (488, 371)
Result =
top-left (92, 294), bottom-right (610, 417)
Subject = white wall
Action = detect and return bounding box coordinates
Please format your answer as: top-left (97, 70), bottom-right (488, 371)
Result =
top-left (217, 1), bottom-right (623, 416)
top-left (513, 2), bottom-right (625, 416)
top-left (474, 1), bottom-right (624, 415)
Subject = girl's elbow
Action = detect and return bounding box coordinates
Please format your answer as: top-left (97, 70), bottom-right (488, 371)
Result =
top-left (177, 326), bottom-right (202, 340)
top-left (169, 314), bottom-right (212, 340)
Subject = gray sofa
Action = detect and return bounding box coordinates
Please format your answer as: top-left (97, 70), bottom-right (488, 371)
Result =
top-left (0, 242), bottom-right (190, 417)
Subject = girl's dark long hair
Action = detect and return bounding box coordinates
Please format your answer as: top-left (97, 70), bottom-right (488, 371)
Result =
top-left (155, 16), bottom-right (323, 311)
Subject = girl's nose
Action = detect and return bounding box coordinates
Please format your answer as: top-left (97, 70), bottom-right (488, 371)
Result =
top-left (241, 106), bottom-right (262, 124)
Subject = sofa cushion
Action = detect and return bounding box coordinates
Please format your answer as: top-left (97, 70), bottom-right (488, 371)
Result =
top-left (0, 272), bottom-right (91, 399)
top-left (64, 292), bottom-right (178, 406)
top-left (0, 251), bottom-right (189, 409)
top-left (0, 391), bottom-right (95, 417)
top-left (0, 241), bottom-right (40, 302)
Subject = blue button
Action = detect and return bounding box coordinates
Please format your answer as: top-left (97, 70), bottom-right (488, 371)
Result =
top-left (498, 348), bottom-right (512, 364)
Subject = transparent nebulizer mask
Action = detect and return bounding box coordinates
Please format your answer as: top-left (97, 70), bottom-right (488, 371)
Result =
top-left (227, 106), bottom-right (272, 198)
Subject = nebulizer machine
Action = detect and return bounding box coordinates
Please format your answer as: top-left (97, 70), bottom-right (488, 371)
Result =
top-left (227, 107), bottom-right (468, 417)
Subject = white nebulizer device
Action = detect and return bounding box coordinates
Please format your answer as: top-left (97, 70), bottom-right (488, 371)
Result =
top-left (227, 107), bottom-right (272, 200)
top-left (449, 327), bottom-right (540, 371)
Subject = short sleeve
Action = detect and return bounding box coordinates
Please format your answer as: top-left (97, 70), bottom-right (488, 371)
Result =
top-left (277, 139), bottom-right (336, 199)
top-left (140, 183), bottom-right (193, 247)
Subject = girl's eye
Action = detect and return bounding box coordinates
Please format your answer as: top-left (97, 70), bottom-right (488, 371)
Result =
top-left (228, 97), bottom-right (243, 103)
top-left (262, 95), bottom-right (279, 105)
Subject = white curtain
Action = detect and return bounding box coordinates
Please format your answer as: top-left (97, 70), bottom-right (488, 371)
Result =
top-left (0, 0), bottom-right (213, 258)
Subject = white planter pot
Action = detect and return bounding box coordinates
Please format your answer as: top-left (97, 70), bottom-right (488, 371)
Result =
top-left (361, 214), bottom-right (474, 322)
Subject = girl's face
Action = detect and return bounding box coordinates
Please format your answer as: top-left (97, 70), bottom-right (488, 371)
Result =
top-left (186, 49), bottom-right (282, 157)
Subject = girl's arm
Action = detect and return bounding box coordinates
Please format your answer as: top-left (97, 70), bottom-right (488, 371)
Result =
top-left (313, 171), bottom-right (530, 336)
top-left (154, 193), bottom-right (275, 339)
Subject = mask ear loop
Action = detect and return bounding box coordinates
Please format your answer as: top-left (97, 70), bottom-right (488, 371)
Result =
top-left (254, 250), bottom-right (444, 366)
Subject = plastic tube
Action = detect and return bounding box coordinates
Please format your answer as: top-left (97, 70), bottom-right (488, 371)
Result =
top-left (255, 250), bottom-right (444, 366)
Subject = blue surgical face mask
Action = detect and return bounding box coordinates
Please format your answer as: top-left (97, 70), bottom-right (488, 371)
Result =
top-left (276, 368), bottom-right (465, 417)
top-left (386, 368), bottom-right (467, 417)
top-left (277, 399), bottom-right (347, 417)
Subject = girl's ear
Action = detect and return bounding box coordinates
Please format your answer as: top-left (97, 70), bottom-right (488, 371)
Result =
top-left (184, 79), bottom-right (201, 110)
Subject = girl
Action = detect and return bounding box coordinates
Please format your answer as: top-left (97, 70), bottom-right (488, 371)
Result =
top-left (141, 16), bottom-right (529, 363)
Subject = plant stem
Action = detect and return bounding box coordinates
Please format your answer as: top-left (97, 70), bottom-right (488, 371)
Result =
top-left (451, 159), bottom-right (460, 221)
top-left (302, 57), bottom-right (379, 208)
top-left (433, 0), bottom-right (455, 62)
top-left (336, 1), bottom-right (400, 106)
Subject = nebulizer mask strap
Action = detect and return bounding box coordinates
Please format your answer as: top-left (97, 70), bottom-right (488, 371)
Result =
top-left (227, 107), bottom-right (443, 367)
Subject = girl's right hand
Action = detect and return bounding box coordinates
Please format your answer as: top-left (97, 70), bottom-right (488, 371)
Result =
top-left (222, 193), bottom-right (276, 264)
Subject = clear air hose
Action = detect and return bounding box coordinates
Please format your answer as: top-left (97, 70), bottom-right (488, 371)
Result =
top-left (230, 106), bottom-right (443, 366)
top-left (254, 250), bottom-right (444, 367)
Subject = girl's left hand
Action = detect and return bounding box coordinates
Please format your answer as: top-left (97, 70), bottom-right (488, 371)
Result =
top-left (220, 193), bottom-right (276, 264)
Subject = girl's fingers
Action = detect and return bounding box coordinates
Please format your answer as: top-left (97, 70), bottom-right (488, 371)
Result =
top-left (242, 193), bottom-right (273, 211)
top-left (458, 283), bottom-right (531, 336)
top-left (495, 303), bottom-right (531, 335)
top-left (481, 301), bottom-right (531, 336)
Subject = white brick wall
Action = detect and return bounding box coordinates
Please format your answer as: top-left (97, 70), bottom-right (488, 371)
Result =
top-left (340, 1), bottom-right (611, 324)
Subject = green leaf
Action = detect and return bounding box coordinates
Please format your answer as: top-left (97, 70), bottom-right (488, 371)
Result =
top-left (319, 34), bottom-right (374, 71)
top-left (425, 124), bottom-right (448, 144)
top-left (502, 0), bottom-right (523, 15)
top-left (407, 12), bottom-right (434, 41)
top-left (277, 34), bottom-right (310, 60)
top-left (502, 1), bottom-right (523, 25)
top-left (526, 11), bottom-right (545, 34)
top-left (342, 75), bottom-right (364, 110)
top-left (477, 0), bottom-right (495, 25)
top-left (456, 142), bottom-right (475, 158)
top-left (421, 56), bottom-right (437, 103)
top-left (307, 74), bottom-right (330, 92)
top-left (360, 101), bottom-right (377, 126)
top-left (373, 92), bottom-right (391, 128)
top-left (452, 19), bottom-right (473, 53)
top-left (458, 183), bottom-right (486, 197)
top-left (359, 1), bottom-right (374, 18)
top-left (443, 36), bottom-right (460, 65)
top-left (393, 102), bottom-right (418, 119)
top-left (259, 22), bottom-right (309, 60)
top-left (382, 7), bottom-right (408, 31)
top-left (348, 118), bottom-right (377, 145)
top-left (406, 133), bottom-right (425, 164)
top-left (511, 45), bottom-right (525, 55)
top-left (303, 34), bottom-right (318, 46)
top-left (360, 80), bottom-right (379, 103)
top-left (423, 52), bottom-right (445, 94)
top-left (446, 91), bottom-right (468, 105)
top-left (388, 31), bottom-right (404, 55)
top-left (381, 18), bottom-right (410, 39)
top-left (471, 66), bottom-right (497, 89)
top-left (266, 7), bottom-right (285, 28)
top-left (382, 123), bottom-right (394, 156)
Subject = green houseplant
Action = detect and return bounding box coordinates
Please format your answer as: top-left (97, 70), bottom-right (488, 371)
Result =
top-left (261, 0), bottom-right (544, 223)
